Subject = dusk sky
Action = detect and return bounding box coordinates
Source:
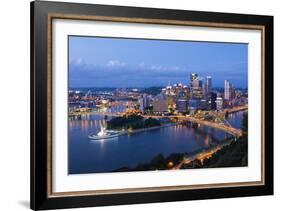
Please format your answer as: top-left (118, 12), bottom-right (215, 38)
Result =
top-left (69, 36), bottom-right (248, 88)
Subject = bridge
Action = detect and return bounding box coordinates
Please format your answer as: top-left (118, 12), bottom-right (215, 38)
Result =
top-left (88, 111), bottom-right (122, 117)
top-left (223, 105), bottom-right (248, 114)
top-left (171, 139), bottom-right (233, 170)
top-left (172, 145), bottom-right (222, 170)
top-left (142, 105), bottom-right (247, 137)
top-left (178, 116), bottom-right (242, 137)
top-left (142, 114), bottom-right (243, 137)
top-left (70, 105), bottom-right (246, 137)
top-left (69, 110), bottom-right (122, 117)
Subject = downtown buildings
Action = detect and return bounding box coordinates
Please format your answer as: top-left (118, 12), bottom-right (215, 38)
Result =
top-left (150, 74), bottom-right (211, 114)
top-left (69, 72), bottom-right (247, 116)
top-left (152, 83), bottom-right (190, 114)
top-left (224, 80), bottom-right (236, 101)
top-left (147, 73), bottom-right (245, 115)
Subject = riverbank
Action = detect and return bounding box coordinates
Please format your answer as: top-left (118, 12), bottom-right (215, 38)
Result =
top-left (131, 111), bottom-right (247, 171)
top-left (69, 111), bottom-right (247, 174)
top-left (119, 122), bottom-right (180, 135)
top-left (113, 136), bottom-right (248, 172)
top-left (117, 125), bottom-right (237, 169)
top-left (173, 138), bottom-right (234, 170)
top-left (88, 122), bottom-right (180, 140)
top-left (178, 134), bottom-right (247, 169)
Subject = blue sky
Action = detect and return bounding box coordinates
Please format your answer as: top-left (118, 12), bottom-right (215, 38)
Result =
top-left (69, 36), bottom-right (248, 88)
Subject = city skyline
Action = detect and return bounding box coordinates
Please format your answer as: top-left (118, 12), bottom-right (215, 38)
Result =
top-left (69, 36), bottom-right (248, 89)
top-left (68, 36), bottom-right (248, 175)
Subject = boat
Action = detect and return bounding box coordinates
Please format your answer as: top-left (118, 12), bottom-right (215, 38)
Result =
top-left (88, 127), bottom-right (122, 140)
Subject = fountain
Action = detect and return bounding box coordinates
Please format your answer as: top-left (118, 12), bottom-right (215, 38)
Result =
top-left (88, 126), bottom-right (122, 140)
top-left (97, 127), bottom-right (106, 137)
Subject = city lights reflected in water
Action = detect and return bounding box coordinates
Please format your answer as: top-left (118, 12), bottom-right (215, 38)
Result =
top-left (68, 112), bottom-right (244, 174)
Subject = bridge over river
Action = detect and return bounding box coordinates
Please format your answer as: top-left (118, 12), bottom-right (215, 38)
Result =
top-left (70, 106), bottom-right (246, 137)
top-left (143, 105), bottom-right (247, 137)
top-left (177, 116), bottom-right (242, 137)
top-left (142, 114), bottom-right (243, 137)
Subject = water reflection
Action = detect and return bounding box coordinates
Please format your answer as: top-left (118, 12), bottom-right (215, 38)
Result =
top-left (68, 112), bottom-right (244, 174)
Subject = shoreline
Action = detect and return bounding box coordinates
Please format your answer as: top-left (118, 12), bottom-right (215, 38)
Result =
top-left (111, 137), bottom-right (237, 173)
top-left (112, 137), bottom-right (236, 173)
top-left (69, 107), bottom-right (247, 118)
top-left (75, 109), bottom-right (246, 138)
top-left (172, 138), bottom-right (234, 170)
top-left (88, 122), bottom-right (180, 140)
top-left (119, 122), bottom-right (180, 135)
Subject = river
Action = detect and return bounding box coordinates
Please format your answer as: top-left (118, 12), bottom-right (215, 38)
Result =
top-left (68, 111), bottom-right (245, 174)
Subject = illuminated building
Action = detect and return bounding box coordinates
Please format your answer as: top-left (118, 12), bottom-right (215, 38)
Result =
top-left (199, 99), bottom-right (208, 110)
top-left (216, 97), bottom-right (223, 110)
top-left (142, 93), bottom-right (151, 108)
top-left (224, 80), bottom-right (231, 100)
top-left (205, 76), bottom-right (212, 96)
top-left (210, 92), bottom-right (217, 110)
top-left (224, 80), bottom-right (236, 101)
top-left (190, 73), bottom-right (204, 99)
top-left (138, 97), bottom-right (144, 112)
top-left (176, 99), bottom-right (188, 113)
top-left (138, 93), bottom-right (151, 113)
top-left (188, 98), bottom-right (200, 113)
top-left (152, 94), bottom-right (167, 113)
top-left (190, 73), bottom-right (198, 83)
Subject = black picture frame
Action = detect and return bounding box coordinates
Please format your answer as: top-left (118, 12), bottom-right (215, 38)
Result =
top-left (31, 1), bottom-right (273, 210)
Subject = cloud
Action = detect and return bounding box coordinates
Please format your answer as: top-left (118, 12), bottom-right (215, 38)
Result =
top-left (137, 62), bottom-right (184, 74)
top-left (150, 65), bottom-right (182, 72)
top-left (71, 58), bottom-right (184, 73)
top-left (70, 59), bottom-right (189, 82)
top-left (106, 59), bottom-right (127, 67)
top-left (70, 57), bottom-right (85, 65)
top-left (150, 65), bottom-right (163, 71)
top-left (69, 58), bottom-right (247, 88)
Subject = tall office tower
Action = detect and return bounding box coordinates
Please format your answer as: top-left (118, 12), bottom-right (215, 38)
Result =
top-left (142, 93), bottom-right (150, 108)
top-left (190, 73), bottom-right (203, 99)
top-left (138, 97), bottom-right (144, 112)
top-left (205, 76), bottom-right (212, 95)
top-left (152, 94), bottom-right (167, 113)
top-left (210, 92), bottom-right (217, 110)
top-left (176, 99), bottom-right (188, 113)
top-left (216, 97), bottom-right (223, 110)
top-left (190, 73), bottom-right (198, 87)
top-left (224, 80), bottom-right (231, 100)
top-left (231, 86), bottom-right (236, 99)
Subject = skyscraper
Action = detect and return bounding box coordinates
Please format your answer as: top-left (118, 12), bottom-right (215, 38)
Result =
top-left (210, 92), bottom-right (217, 110)
top-left (176, 99), bottom-right (188, 113)
top-left (216, 97), bottom-right (223, 110)
top-left (205, 76), bottom-right (212, 96)
top-left (190, 73), bottom-right (203, 99)
top-left (142, 93), bottom-right (150, 108)
top-left (152, 94), bottom-right (167, 113)
top-left (138, 97), bottom-right (144, 112)
top-left (224, 80), bottom-right (230, 100)
top-left (190, 73), bottom-right (198, 85)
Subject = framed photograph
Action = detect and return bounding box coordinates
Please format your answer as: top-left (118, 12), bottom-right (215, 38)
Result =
top-left (30, 1), bottom-right (273, 210)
